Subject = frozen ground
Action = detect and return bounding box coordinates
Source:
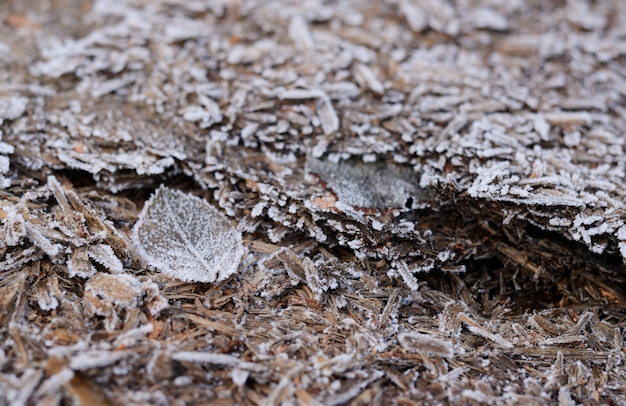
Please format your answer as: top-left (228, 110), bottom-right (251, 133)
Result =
top-left (1, 0), bottom-right (626, 404)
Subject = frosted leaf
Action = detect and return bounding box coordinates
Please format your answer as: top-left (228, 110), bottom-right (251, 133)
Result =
top-left (306, 155), bottom-right (422, 210)
top-left (132, 186), bottom-right (244, 283)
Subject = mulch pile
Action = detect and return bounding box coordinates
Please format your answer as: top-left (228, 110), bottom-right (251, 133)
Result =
top-left (1, 0), bottom-right (626, 404)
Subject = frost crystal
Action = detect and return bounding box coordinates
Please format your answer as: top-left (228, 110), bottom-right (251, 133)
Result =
top-left (88, 244), bottom-right (124, 273)
top-left (133, 186), bottom-right (245, 283)
top-left (0, 97), bottom-right (28, 124)
top-left (0, 134), bottom-right (14, 189)
top-left (353, 64), bottom-right (384, 95)
top-left (289, 16), bottom-right (314, 52)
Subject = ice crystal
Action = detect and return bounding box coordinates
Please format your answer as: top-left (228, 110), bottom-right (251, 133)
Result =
top-left (0, 97), bottom-right (28, 124)
top-left (0, 133), bottom-right (14, 189)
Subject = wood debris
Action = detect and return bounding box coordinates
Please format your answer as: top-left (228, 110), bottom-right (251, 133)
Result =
top-left (1, 0), bottom-right (626, 404)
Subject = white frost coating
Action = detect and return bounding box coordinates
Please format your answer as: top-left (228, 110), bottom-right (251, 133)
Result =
top-left (230, 368), bottom-right (250, 386)
top-left (132, 185), bottom-right (245, 283)
top-left (277, 88), bottom-right (324, 100)
top-left (37, 286), bottom-right (59, 311)
top-left (113, 323), bottom-right (154, 349)
top-left (173, 376), bottom-right (193, 386)
top-left (0, 140), bottom-right (14, 155)
top-left (251, 201), bottom-right (266, 218)
top-left (0, 96), bottom-right (28, 123)
top-left (85, 273), bottom-right (143, 307)
top-left (69, 350), bottom-right (129, 370)
top-left (36, 368), bottom-right (75, 395)
top-left (461, 317), bottom-right (514, 349)
top-left (171, 351), bottom-right (265, 372)
top-left (276, 88), bottom-right (338, 135)
top-left (289, 16), bottom-right (314, 52)
top-left (164, 18), bottom-right (212, 42)
top-left (437, 250), bottom-right (453, 262)
top-left (7, 368), bottom-right (41, 406)
top-left (67, 248), bottom-right (96, 278)
top-left (438, 367), bottom-right (469, 384)
top-left (393, 261), bottom-right (420, 291)
top-left (24, 222), bottom-right (61, 257)
top-left (0, 155), bottom-right (9, 175)
top-left (0, 204), bottom-right (26, 245)
top-left (0, 131), bottom-right (14, 188)
top-left (179, 97), bottom-right (222, 128)
top-left (399, 0), bottom-right (428, 32)
top-left (398, 331), bottom-right (456, 357)
top-left (461, 389), bottom-right (489, 403)
top-left (470, 8), bottom-right (509, 31)
top-left (558, 386), bottom-right (575, 406)
top-left (88, 243), bottom-right (124, 273)
top-left (353, 63), bottom-right (384, 95)
top-left (316, 94), bottom-right (339, 135)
